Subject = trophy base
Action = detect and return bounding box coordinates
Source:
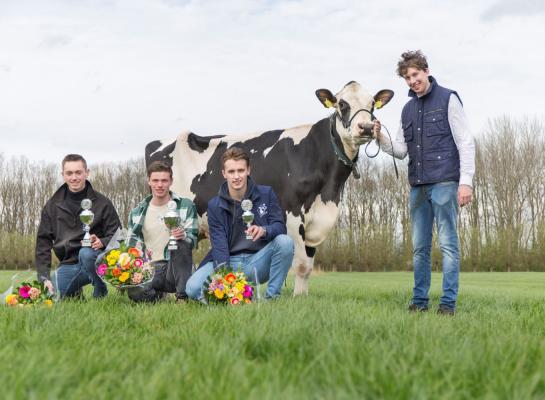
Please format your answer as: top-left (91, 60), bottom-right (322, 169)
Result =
top-left (81, 240), bottom-right (92, 247)
top-left (168, 243), bottom-right (178, 250)
top-left (245, 234), bottom-right (253, 240)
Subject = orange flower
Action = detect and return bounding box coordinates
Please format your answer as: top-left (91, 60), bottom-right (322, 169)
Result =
top-left (128, 248), bottom-right (142, 257)
top-left (225, 273), bottom-right (237, 284)
top-left (112, 268), bottom-right (121, 277)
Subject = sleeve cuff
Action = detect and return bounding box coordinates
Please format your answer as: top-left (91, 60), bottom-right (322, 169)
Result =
top-left (459, 175), bottom-right (473, 187)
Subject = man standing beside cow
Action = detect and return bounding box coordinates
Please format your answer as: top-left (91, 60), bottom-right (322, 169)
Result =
top-left (185, 147), bottom-right (294, 301)
top-left (374, 50), bottom-right (475, 315)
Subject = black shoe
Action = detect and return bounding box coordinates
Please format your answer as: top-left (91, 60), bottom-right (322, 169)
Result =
top-left (408, 304), bottom-right (428, 312)
top-left (437, 305), bottom-right (455, 316)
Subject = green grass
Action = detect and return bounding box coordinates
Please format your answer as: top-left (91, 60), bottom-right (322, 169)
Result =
top-left (1, 271), bottom-right (545, 400)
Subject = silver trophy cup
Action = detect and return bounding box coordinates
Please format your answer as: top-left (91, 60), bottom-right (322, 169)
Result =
top-left (80, 199), bottom-right (94, 247)
top-left (164, 200), bottom-right (180, 250)
top-left (241, 199), bottom-right (254, 240)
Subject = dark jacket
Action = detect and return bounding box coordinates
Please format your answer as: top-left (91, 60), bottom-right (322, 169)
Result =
top-left (35, 181), bottom-right (121, 281)
top-left (401, 76), bottom-right (461, 186)
top-left (200, 177), bottom-right (287, 268)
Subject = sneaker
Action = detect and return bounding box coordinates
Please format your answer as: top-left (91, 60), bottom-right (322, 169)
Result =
top-left (408, 303), bottom-right (428, 312)
top-left (437, 305), bottom-right (455, 316)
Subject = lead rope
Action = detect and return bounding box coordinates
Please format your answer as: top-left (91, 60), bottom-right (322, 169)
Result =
top-left (363, 122), bottom-right (399, 179)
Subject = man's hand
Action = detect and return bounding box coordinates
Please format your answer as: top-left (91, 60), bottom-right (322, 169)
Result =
top-left (246, 225), bottom-right (266, 242)
top-left (43, 279), bottom-right (54, 294)
top-left (458, 185), bottom-right (473, 207)
top-left (172, 227), bottom-right (187, 241)
top-left (89, 234), bottom-right (104, 250)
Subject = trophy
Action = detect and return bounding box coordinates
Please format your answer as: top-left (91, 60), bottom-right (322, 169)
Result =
top-left (80, 199), bottom-right (94, 247)
top-left (163, 200), bottom-right (180, 250)
top-left (241, 199), bottom-right (254, 240)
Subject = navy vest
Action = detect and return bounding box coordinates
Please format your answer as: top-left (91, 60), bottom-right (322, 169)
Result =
top-left (401, 76), bottom-right (461, 186)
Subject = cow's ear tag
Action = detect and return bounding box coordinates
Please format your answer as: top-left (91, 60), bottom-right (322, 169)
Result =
top-left (324, 99), bottom-right (334, 108)
top-left (374, 100), bottom-right (383, 109)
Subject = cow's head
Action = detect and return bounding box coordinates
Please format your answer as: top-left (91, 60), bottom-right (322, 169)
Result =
top-left (316, 81), bottom-right (394, 146)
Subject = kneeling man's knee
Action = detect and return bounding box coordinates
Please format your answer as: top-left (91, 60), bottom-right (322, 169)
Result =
top-left (185, 276), bottom-right (202, 299)
top-left (273, 234), bottom-right (294, 254)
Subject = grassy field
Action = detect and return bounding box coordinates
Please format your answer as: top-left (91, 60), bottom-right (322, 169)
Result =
top-left (1, 271), bottom-right (545, 400)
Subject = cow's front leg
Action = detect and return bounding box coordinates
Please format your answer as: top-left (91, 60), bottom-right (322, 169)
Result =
top-left (293, 246), bottom-right (315, 296)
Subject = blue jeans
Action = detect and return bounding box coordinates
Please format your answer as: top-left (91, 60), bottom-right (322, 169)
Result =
top-left (410, 181), bottom-right (459, 310)
top-left (52, 247), bottom-right (107, 299)
top-left (186, 234), bottom-right (294, 301)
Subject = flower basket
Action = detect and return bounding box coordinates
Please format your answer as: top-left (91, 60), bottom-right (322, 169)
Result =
top-left (203, 265), bottom-right (255, 305)
top-left (95, 229), bottom-right (153, 288)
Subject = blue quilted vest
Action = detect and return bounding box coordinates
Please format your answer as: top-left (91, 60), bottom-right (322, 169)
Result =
top-left (401, 76), bottom-right (461, 186)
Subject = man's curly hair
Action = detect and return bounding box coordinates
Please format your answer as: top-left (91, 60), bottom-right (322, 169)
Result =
top-left (396, 50), bottom-right (429, 77)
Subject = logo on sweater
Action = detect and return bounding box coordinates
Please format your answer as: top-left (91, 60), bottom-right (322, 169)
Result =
top-left (258, 203), bottom-right (268, 217)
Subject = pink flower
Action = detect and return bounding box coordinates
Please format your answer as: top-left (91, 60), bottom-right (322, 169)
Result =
top-left (131, 272), bottom-right (143, 284)
top-left (28, 287), bottom-right (41, 300)
top-left (133, 259), bottom-right (143, 268)
top-left (19, 286), bottom-right (31, 298)
top-left (243, 285), bottom-right (253, 298)
top-left (97, 264), bottom-right (108, 276)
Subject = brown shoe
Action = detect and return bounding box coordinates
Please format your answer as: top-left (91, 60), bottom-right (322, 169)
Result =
top-left (408, 304), bottom-right (428, 312)
top-left (437, 305), bottom-right (455, 316)
top-left (175, 298), bottom-right (187, 304)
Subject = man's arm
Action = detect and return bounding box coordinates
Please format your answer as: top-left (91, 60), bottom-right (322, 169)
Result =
top-left (448, 94), bottom-right (475, 188)
top-left (35, 207), bottom-right (53, 282)
top-left (262, 189), bottom-right (287, 240)
top-left (207, 201), bottom-right (230, 267)
top-left (374, 120), bottom-right (408, 160)
top-left (183, 201), bottom-right (199, 249)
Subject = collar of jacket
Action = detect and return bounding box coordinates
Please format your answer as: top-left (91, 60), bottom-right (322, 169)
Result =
top-left (217, 176), bottom-right (260, 211)
top-left (134, 191), bottom-right (184, 212)
top-left (408, 75), bottom-right (437, 99)
top-left (51, 180), bottom-right (98, 204)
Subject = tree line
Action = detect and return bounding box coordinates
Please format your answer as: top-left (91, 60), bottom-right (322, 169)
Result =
top-left (1, 116), bottom-right (544, 271)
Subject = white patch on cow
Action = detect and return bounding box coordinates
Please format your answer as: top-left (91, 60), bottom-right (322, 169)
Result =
top-left (302, 195), bottom-right (339, 247)
top-left (263, 145), bottom-right (274, 157)
top-left (286, 212), bottom-right (314, 296)
top-left (250, 149), bottom-right (256, 154)
top-left (277, 124), bottom-right (312, 146)
top-left (170, 130), bottom-right (220, 199)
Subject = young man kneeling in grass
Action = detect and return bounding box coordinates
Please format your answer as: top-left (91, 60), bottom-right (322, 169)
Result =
top-left (126, 161), bottom-right (198, 303)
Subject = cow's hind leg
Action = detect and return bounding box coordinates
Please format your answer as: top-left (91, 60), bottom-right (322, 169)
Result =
top-left (293, 245), bottom-right (315, 296)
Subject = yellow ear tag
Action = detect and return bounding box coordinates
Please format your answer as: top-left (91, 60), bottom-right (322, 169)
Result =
top-left (324, 99), bottom-right (334, 108)
top-left (375, 100), bottom-right (383, 109)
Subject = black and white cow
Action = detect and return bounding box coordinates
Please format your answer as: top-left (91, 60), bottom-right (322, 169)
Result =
top-left (145, 81), bottom-right (394, 295)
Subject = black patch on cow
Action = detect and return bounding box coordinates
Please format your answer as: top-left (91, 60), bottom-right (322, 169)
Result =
top-left (189, 130), bottom-right (284, 215)
top-left (299, 224), bottom-right (305, 241)
top-left (187, 132), bottom-right (225, 153)
top-left (145, 140), bottom-right (176, 168)
top-left (305, 246), bottom-right (316, 258)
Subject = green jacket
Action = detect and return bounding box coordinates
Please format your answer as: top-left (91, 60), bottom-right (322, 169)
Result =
top-left (127, 192), bottom-right (199, 260)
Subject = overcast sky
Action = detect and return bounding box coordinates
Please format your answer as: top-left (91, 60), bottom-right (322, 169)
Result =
top-left (1, 0), bottom-right (544, 165)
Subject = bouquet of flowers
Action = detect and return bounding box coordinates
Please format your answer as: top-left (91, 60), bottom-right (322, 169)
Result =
top-left (4, 280), bottom-right (54, 307)
top-left (96, 229), bottom-right (153, 288)
top-left (203, 265), bottom-right (254, 305)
